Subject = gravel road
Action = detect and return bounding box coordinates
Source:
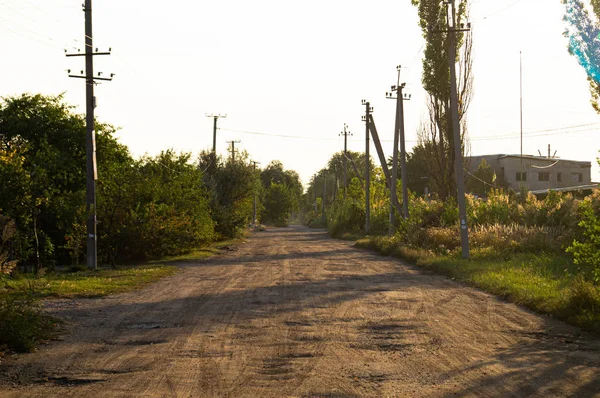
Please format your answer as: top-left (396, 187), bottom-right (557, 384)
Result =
top-left (1, 226), bottom-right (599, 397)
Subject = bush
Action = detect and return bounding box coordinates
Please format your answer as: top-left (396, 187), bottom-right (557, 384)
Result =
top-left (0, 282), bottom-right (57, 352)
top-left (328, 199), bottom-right (364, 237)
top-left (566, 199), bottom-right (600, 283)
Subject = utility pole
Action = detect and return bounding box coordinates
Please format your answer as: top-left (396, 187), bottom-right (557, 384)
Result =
top-left (361, 100), bottom-right (373, 234)
top-left (339, 123), bottom-right (352, 200)
top-left (445, 0), bottom-right (471, 259)
top-left (206, 114), bottom-right (227, 153)
top-left (227, 140), bottom-right (240, 163)
top-left (251, 161), bottom-right (260, 225)
top-left (322, 174), bottom-right (327, 223)
top-left (66, 0), bottom-right (113, 270)
top-left (386, 67), bottom-right (412, 235)
top-left (520, 51), bottom-right (525, 191)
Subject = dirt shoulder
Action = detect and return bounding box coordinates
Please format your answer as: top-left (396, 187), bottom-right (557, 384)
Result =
top-left (0, 226), bottom-right (598, 397)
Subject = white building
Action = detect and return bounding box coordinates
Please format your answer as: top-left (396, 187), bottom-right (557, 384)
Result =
top-left (467, 154), bottom-right (595, 193)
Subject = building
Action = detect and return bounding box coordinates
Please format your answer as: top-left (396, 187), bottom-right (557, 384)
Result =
top-left (467, 154), bottom-right (595, 193)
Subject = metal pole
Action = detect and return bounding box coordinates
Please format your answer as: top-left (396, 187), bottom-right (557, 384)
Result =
top-left (85, 0), bottom-right (97, 270)
top-left (365, 102), bottom-right (371, 234)
top-left (520, 51), bottom-right (523, 183)
top-left (398, 84), bottom-right (409, 220)
top-left (448, 0), bottom-right (470, 259)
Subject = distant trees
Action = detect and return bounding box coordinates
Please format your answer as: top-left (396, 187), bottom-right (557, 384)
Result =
top-left (199, 150), bottom-right (256, 239)
top-left (0, 93), bottom-right (309, 270)
top-left (465, 159), bottom-right (495, 197)
top-left (260, 161), bottom-right (303, 226)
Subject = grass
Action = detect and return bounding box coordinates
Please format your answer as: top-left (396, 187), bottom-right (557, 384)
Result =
top-left (4, 265), bottom-right (178, 299)
top-left (151, 238), bottom-right (244, 264)
top-left (5, 238), bottom-right (245, 299)
top-left (0, 238), bottom-right (244, 353)
top-left (356, 236), bottom-right (600, 334)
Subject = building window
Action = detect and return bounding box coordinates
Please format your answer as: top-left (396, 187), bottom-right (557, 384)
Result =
top-left (538, 172), bottom-right (550, 182)
top-left (557, 172), bottom-right (562, 182)
top-left (516, 172), bottom-right (527, 182)
top-left (572, 173), bottom-right (583, 183)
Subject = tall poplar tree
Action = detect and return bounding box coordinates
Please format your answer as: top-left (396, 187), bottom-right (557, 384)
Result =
top-left (411, 0), bottom-right (473, 199)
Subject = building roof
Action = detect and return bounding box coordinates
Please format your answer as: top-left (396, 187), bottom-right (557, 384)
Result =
top-left (468, 154), bottom-right (591, 165)
top-left (528, 184), bottom-right (598, 195)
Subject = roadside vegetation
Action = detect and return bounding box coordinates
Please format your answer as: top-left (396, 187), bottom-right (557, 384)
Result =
top-left (302, 150), bottom-right (600, 333)
top-left (0, 94), bottom-right (302, 352)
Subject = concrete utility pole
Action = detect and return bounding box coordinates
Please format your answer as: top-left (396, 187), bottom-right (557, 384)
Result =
top-left (227, 140), bottom-right (240, 163)
top-left (206, 114), bottom-right (227, 153)
top-left (446, 0), bottom-right (471, 259)
top-left (251, 161), bottom-right (260, 225)
top-left (322, 174), bottom-right (327, 223)
top-left (339, 123), bottom-right (352, 200)
top-left (66, 0), bottom-right (113, 270)
top-left (361, 100), bottom-right (373, 234)
top-left (386, 68), bottom-right (412, 235)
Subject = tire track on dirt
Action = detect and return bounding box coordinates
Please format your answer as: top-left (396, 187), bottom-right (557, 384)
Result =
top-left (1, 226), bottom-right (598, 397)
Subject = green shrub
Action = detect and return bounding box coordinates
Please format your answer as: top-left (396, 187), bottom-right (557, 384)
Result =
top-left (0, 282), bottom-right (57, 352)
top-left (567, 199), bottom-right (600, 283)
top-left (328, 199), bottom-right (364, 237)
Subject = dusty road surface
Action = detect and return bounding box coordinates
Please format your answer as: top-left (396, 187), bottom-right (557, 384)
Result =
top-left (1, 226), bottom-right (599, 397)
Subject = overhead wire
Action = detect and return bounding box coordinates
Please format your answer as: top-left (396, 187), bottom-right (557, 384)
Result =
top-left (218, 121), bottom-right (600, 145)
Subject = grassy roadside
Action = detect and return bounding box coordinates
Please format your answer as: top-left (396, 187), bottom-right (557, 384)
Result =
top-left (0, 238), bottom-right (244, 353)
top-left (355, 236), bottom-right (600, 334)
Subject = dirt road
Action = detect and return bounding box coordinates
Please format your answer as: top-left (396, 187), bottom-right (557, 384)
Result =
top-left (1, 226), bottom-right (598, 397)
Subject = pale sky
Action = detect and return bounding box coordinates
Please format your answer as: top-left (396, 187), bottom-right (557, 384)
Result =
top-left (1, 0), bottom-right (599, 186)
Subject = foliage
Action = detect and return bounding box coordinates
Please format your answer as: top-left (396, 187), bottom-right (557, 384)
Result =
top-left (4, 265), bottom-right (178, 299)
top-left (0, 215), bottom-right (17, 274)
top-left (260, 160), bottom-right (303, 212)
top-left (199, 151), bottom-right (255, 239)
top-left (262, 183), bottom-right (295, 227)
top-left (260, 161), bottom-right (303, 226)
top-left (412, 0), bottom-right (473, 199)
top-left (567, 199), bottom-right (600, 283)
top-left (0, 93), bottom-right (88, 271)
top-left (466, 159), bottom-right (496, 197)
top-left (356, 237), bottom-right (600, 333)
top-left (0, 282), bottom-right (57, 352)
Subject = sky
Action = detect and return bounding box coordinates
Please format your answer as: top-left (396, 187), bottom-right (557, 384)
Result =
top-left (1, 0), bottom-right (599, 186)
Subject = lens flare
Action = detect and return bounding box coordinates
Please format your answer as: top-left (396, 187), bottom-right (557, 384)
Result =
top-left (564, 0), bottom-right (600, 83)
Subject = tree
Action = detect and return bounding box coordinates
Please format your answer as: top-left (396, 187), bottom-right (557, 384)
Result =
top-left (412, 0), bottom-right (473, 200)
top-left (387, 145), bottom-right (430, 196)
top-left (563, 0), bottom-right (600, 113)
top-left (262, 183), bottom-right (295, 227)
top-left (0, 94), bottom-right (87, 270)
top-left (466, 159), bottom-right (495, 197)
top-left (260, 161), bottom-right (303, 225)
top-left (260, 160), bottom-right (303, 211)
top-left (199, 150), bottom-right (255, 239)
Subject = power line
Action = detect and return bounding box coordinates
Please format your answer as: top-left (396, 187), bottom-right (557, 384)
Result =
top-left (218, 127), bottom-right (340, 141)
top-left (481, 0), bottom-right (527, 20)
top-left (218, 122), bottom-right (600, 145)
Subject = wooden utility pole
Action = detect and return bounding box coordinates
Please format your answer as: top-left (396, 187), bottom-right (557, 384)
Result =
top-left (321, 174), bottom-right (327, 223)
top-left (339, 123), bottom-right (352, 200)
top-left (386, 67), bottom-right (412, 235)
top-left (361, 100), bottom-right (373, 234)
top-left (251, 161), bottom-right (260, 225)
top-left (66, 0), bottom-right (113, 270)
top-left (206, 114), bottom-right (227, 153)
top-left (227, 140), bottom-right (240, 163)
